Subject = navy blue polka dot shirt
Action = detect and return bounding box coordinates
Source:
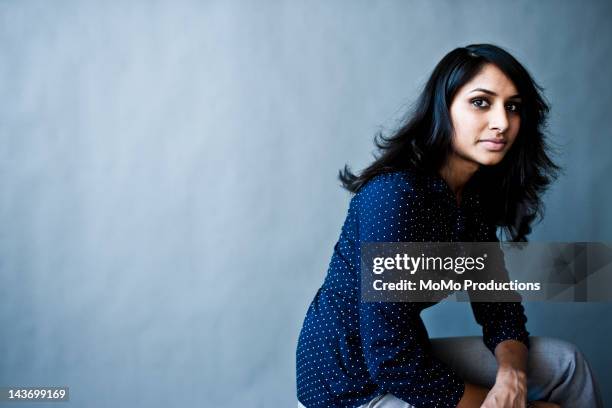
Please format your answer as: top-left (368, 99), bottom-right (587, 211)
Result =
top-left (296, 169), bottom-right (530, 408)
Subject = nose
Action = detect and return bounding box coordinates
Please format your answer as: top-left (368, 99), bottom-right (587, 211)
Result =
top-left (488, 104), bottom-right (509, 134)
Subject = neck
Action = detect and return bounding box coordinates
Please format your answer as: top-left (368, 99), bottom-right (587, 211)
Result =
top-left (439, 153), bottom-right (479, 204)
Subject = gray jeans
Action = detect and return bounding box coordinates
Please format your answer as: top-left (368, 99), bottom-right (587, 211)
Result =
top-left (297, 336), bottom-right (603, 407)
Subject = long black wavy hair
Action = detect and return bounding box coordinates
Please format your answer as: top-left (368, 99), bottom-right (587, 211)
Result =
top-left (339, 44), bottom-right (560, 242)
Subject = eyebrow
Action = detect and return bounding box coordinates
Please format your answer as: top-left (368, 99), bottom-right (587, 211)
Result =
top-left (468, 88), bottom-right (521, 99)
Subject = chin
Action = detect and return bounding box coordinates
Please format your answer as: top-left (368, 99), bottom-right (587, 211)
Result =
top-left (476, 153), bottom-right (506, 166)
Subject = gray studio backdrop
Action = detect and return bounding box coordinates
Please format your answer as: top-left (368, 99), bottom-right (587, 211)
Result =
top-left (1, 1), bottom-right (611, 407)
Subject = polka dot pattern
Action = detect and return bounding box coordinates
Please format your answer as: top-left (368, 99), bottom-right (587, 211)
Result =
top-left (296, 169), bottom-right (530, 408)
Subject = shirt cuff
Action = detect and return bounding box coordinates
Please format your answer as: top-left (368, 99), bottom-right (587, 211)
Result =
top-left (483, 326), bottom-right (530, 354)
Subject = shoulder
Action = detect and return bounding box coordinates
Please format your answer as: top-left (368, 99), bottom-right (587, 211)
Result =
top-left (354, 170), bottom-right (420, 202)
top-left (350, 170), bottom-right (425, 216)
top-left (349, 170), bottom-right (427, 241)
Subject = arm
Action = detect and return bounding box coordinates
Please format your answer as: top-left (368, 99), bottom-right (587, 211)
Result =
top-left (495, 338), bottom-right (528, 374)
top-left (471, 230), bottom-right (531, 407)
top-left (356, 175), bottom-right (465, 407)
top-left (464, 304), bottom-right (530, 408)
top-left (455, 340), bottom-right (528, 408)
top-left (470, 228), bottom-right (531, 353)
top-left (480, 340), bottom-right (529, 408)
top-left (359, 301), bottom-right (465, 407)
top-left (455, 340), bottom-right (530, 408)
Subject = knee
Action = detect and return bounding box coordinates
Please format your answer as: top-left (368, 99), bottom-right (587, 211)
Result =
top-left (560, 340), bottom-right (584, 372)
top-left (540, 337), bottom-right (587, 379)
top-left (528, 337), bottom-right (600, 405)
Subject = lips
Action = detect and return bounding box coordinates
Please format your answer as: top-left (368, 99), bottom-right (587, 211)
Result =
top-left (479, 139), bottom-right (507, 151)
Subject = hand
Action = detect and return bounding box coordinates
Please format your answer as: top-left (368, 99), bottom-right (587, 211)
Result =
top-left (481, 367), bottom-right (527, 408)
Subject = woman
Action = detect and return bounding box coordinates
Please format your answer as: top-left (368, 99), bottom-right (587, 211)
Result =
top-left (296, 44), bottom-right (602, 408)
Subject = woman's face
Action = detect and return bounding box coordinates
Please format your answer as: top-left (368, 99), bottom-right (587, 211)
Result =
top-left (449, 63), bottom-right (521, 167)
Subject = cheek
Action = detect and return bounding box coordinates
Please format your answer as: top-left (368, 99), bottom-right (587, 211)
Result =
top-left (452, 112), bottom-right (481, 145)
top-left (507, 117), bottom-right (521, 144)
top-left (512, 117), bottom-right (521, 133)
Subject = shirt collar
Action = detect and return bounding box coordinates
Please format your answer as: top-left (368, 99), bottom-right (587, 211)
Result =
top-left (423, 170), bottom-right (482, 210)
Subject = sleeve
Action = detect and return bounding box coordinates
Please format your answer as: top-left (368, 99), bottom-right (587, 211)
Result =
top-left (359, 302), bottom-right (465, 407)
top-left (469, 226), bottom-right (530, 354)
top-left (356, 176), bottom-right (465, 407)
top-left (470, 300), bottom-right (530, 353)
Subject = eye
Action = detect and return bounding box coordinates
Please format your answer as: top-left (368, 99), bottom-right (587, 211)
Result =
top-left (471, 98), bottom-right (490, 109)
top-left (506, 102), bottom-right (521, 112)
